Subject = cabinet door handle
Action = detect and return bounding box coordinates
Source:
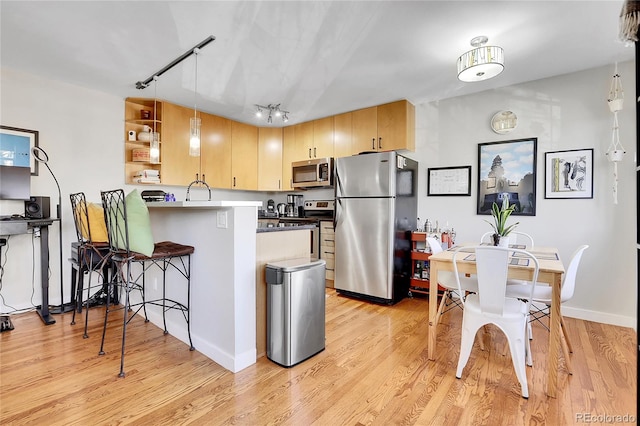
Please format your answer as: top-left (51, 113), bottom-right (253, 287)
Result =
top-left (196, 173), bottom-right (199, 181)
top-left (308, 148), bottom-right (312, 158)
top-left (278, 179), bottom-right (281, 190)
top-left (202, 174), bottom-right (206, 183)
top-left (233, 177), bottom-right (236, 187)
top-left (314, 147), bottom-right (317, 158)
top-left (378, 137), bottom-right (382, 149)
top-left (371, 138), bottom-right (375, 150)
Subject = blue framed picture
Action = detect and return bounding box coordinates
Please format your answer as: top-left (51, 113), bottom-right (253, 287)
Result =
top-left (0, 125), bottom-right (39, 175)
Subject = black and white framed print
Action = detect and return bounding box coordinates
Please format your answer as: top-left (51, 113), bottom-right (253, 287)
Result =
top-left (544, 148), bottom-right (593, 199)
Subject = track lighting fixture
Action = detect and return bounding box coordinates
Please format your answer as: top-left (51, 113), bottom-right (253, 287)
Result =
top-left (254, 104), bottom-right (290, 124)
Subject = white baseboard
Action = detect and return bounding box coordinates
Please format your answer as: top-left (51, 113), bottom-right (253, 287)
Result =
top-left (562, 306), bottom-right (636, 330)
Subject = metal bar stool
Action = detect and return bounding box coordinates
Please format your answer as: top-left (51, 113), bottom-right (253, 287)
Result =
top-left (69, 192), bottom-right (114, 338)
top-left (99, 189), bottom-right (195, 378)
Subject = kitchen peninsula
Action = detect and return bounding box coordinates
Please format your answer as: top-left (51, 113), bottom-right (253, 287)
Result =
top-left (145, 200), bottom-right (261, 373)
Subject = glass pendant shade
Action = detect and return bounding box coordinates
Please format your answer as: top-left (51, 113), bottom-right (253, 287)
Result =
top-left (149, 134), bottom-right (160, 163)
top-left (457, 44), bottom-right (504, 82)
top-left (189, 117), bottom-right (201, 157)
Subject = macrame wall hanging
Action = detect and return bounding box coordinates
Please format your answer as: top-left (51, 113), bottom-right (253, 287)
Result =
top-left (606, 64), bottom-right (626, 204)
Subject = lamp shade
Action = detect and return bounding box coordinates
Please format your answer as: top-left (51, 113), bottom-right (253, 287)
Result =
top-left (457, 45), bottom-right (504, 82)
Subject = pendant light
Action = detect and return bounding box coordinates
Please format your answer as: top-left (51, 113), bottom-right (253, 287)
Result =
top-left (149, 75), bottom-right (160, 164)
top-left (189, 48), bottom-right (201, 157)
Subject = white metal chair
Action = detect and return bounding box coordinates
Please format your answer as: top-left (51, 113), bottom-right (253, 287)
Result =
top-left (426, 237), bottom-right (478, 325)
top-left (480, 231), bottom-right (534, 248)
top-left (506, 245), bottom-right (588, 374)
top-left (453, 245), bottom-right (539, 399)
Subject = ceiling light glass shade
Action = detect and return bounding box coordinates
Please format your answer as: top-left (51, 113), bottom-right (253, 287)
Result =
top-left (189, 117), bottom-right (201, 157)
top-left (457, 45), bottom-right (504, 82)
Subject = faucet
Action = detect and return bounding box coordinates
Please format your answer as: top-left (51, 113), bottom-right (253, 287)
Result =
top-left (186, 176), bottom-right (212, 201)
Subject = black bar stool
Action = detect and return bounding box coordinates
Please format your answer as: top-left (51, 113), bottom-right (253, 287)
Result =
top-left (99, 189), bottom-right (195, 378)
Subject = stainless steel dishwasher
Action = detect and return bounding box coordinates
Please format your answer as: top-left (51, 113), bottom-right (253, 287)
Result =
top-left (265, 258), bottom-right (326, 367)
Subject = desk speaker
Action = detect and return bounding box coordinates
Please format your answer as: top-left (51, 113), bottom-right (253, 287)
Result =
top-left (24, 196), bottom-right (51, 219)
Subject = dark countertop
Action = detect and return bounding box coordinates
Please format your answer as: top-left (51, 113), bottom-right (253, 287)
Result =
top-left (256, 224), bottom-right (316, 233)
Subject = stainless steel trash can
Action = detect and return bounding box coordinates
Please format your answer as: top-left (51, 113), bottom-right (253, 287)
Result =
top-left (265, 258), bottom-right (326, 367)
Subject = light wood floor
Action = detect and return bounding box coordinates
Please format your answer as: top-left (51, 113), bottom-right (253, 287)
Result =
top-left (0, 289), bottom-right (636, 425)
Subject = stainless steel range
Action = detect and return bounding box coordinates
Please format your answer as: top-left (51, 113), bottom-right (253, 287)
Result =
top-left (277, 200), bottom-right (334, 261)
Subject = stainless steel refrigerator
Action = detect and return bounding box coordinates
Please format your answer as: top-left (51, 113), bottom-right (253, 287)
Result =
top-left (334, 151), bottom-right (417, 304)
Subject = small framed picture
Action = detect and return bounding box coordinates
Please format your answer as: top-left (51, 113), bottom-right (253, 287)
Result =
top-left (544, 148), bottom-right (593, 199)
top-left (0, 125), bottom-right (40, 175)
top-left (427, 165), bottom-right (471, 196)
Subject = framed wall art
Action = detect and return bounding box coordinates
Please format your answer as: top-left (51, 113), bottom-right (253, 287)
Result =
top-left (427, 165), bottom-right (471, 196)
top-left (477, 137), bottom-right (537, 216)
top-left (544, 148), bottom-right (593, 199)
top-left (0, 125), bottom-right (39, 175)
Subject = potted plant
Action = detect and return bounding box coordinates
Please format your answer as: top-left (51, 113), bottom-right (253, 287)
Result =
top-left (485, 196), bottom-right (519, 246)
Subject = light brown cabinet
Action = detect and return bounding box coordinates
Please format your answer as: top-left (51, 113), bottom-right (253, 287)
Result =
top-left (312, 116), bottom-right (334, 159)
top-left (350, 100), bottom-right (415, 155)
top-left (231, 121), bottom-right (258, 190)
top-left (281, 126), bottom-right (296, 191)
top-left (160, 102), bottom-right (201, 186)
top-left (320, 220), bottom-right (335, 286)
top-left (201, 113), bottom-right (232, 189)
top-left (257, 127), bottom-right (283, 190)
top-left (124, 98), bottom-right (163, 184)
top-left (333, 112), bottom-right (353, 158)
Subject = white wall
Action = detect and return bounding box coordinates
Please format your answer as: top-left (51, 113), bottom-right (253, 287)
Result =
top-left (1, 63), bottom-right (636, 327)
top-left (406, 61), bottom-right (636, 327)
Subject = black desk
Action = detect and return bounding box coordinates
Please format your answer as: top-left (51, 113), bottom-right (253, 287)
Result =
top-left (0, 217), bottom-right (58, 325)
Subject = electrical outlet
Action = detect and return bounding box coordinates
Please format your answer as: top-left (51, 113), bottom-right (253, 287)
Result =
top-left (217, 211), bottom-right (228, 228)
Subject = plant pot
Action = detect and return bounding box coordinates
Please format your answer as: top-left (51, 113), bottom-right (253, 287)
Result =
top-left (607, 149), bottom-right (625, 162)
top-left (492, 234), bottom-right (509, 247)
top-left (608, 98), bottom-right (624, 113)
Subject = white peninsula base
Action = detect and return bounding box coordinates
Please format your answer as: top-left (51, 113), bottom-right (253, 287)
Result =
top-left (145, 201), bottom-right (261, 373)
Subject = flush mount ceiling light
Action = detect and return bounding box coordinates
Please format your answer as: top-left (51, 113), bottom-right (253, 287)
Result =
top-left (255, 104), bottom-right (289, 124)
top-left (457, 36), bottom-right (504, 82)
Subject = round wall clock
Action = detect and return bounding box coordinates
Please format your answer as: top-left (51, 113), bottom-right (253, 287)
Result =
top-left (491, 110), bottom-right (517, 134)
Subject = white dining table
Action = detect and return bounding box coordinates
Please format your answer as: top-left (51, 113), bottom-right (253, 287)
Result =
top-left (427, 243), bottom-right (566, 398)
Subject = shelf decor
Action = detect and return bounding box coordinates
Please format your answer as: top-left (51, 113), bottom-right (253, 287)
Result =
top-left (427, 165), bottom-right (471, 196)
top-left (544, 148), bottom-right (593, 199)
top-left (477, 138), bottom-right (537, 216)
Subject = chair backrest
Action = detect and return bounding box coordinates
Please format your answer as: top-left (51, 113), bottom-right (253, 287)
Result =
top-left (426, 236), bottom-right (443, 254)
top-left (100, 189), bottom-right (130, 255)
top-left (453, 246), bottom-right (539, 315)
top-left (70, 192), bottom-right (90, 243)
top-left (560, 245), bottom-right (589, 303)
top-left (479, 231), bottom-right (534, 248)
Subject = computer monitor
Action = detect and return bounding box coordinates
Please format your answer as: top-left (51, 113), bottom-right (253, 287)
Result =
top-left (0, 165), bottom-right (31, 200)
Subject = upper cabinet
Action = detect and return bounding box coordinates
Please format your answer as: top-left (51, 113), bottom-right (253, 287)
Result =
top-left (351, 100), bottom-right (415, 154)
top-left (231, 121), bottom-right (258, 190)
top-left (124, 98), bottom-right (414, 190)
top-left (312, 116), bottom-right (334, 159)
top-left (333, 112), bottom-right (353, 159)
top-left (281, 126), bottom-right (296, 191)
top-left (161, 102), bottom-right (201, 186)
top-left (258, 127), bottom-right (283, 191)
top-left (201, 113), bottom-right (232, 189)
top-left (377, 100), bottom-right (415, 152)
top-left (124, 98), bottom-right (163, 184)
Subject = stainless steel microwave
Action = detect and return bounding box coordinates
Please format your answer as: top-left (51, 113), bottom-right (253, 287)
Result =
top-left (291, 157), bottom-right (334, 189)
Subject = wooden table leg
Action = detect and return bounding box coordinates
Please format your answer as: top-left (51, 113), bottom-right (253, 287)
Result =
top-left (428, 262), bottom-right (439, 360)
top-left (547, 272), bottom-right (562, 397)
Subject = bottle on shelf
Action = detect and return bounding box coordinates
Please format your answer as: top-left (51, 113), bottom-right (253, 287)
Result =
top-left (414, 260), bottom-right (422, 279)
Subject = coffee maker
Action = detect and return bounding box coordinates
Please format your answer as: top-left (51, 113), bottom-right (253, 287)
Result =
top-left (286, 194), bottom-right (304, 217)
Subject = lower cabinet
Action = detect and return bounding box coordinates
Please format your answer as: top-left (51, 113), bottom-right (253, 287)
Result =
top-left (409, 232), bottom-right (432, 296)
top-left (320, 221), bottom-right (335, 287)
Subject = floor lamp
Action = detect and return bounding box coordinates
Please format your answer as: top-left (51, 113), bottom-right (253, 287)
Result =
top-left (31, 146), bottom-right (73, 314)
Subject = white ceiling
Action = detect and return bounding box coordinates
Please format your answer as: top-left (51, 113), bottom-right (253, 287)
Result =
top-left (0, 1), bottom-right (634, 126)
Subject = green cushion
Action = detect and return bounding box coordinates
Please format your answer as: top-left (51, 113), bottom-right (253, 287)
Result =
top-left (114, 189), bottom-right (154, 257)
